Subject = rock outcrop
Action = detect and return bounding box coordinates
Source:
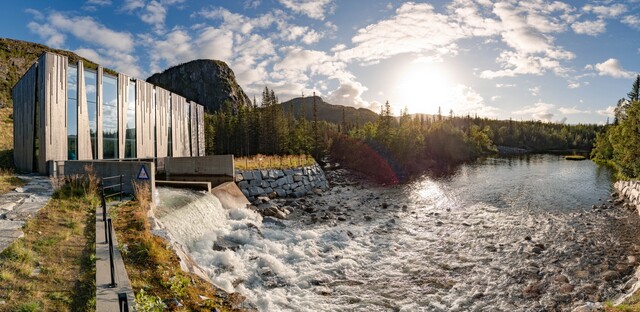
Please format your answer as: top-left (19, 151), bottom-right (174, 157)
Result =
top-left (147, 59), bottom-right (251, 112)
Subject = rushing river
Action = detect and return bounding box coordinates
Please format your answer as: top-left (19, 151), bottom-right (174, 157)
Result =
top-left (156, 154), bottom-right (640, 311)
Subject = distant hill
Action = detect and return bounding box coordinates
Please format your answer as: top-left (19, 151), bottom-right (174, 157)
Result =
top-left (0, 38), bottom-right (101, 108)
top-left (279, 96), bottom-right (378, 125)
top-left (147, 59), bottom-right (251, 112)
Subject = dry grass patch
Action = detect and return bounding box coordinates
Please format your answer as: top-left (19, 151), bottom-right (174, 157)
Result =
top-left (235, 154), bottom-right (315, 170)
top-left (111, 196), bottom-right (247, 311)
top-left (0, 168), bottom-right (24, 195)
top-left (0, 190), bottom-right (97, 311)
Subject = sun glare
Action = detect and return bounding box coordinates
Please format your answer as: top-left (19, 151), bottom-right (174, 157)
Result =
top-left (396, 64), bottom-right (453, 115)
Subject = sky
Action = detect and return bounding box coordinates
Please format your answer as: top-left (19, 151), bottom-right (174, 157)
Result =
top-left (2, 0), bottom-right (640, 124)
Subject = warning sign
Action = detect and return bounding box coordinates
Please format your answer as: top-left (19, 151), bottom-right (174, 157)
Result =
top-left (137, 165), bottom-right (150, 180)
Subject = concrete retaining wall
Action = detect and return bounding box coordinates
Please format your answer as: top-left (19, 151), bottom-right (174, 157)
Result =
top-left (52, 160), bottom-right (155, 202)
top-left (236, 163), bottom-right (329, 201)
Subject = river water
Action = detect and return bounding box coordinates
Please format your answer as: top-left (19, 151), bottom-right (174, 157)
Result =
top-left (156, 154), bottom-right (640, 311)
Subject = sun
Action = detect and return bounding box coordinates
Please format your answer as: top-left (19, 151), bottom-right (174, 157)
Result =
top-left (395, 63), bottom-right (454, 115)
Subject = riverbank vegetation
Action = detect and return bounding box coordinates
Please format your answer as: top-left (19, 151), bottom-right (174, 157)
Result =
top-left (591, 75), bottom-right (640, 179)
top-left (207, 86), bottom-right (601, 182)
top-left (111, 182), bottom-right (244, 311)
top-left (235, 154), bottom-right (315, 170)
top-left (0, 174), bottom-right (97, 311)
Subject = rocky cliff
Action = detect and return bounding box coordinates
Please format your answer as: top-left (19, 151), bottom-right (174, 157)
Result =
top-left (147, 60), bottom-right (251, 112)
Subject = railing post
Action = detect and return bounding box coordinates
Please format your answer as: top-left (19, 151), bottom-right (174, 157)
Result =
top-left (107, 218), bottom-right (117, 288)
top-left (118, 292), bottom-right (129, 312)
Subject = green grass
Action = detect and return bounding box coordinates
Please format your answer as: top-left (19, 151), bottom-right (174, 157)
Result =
top-left (235, 154), bottom-right (316, 170)
top-left (0, 175), bottom-right (98, 311)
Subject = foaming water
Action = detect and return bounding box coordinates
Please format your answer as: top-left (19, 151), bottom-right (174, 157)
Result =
top-left (156, 155), bottom-right (640, 311)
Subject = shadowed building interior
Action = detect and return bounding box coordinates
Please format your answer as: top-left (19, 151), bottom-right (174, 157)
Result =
top-left (12, 52), bottom-right (206, 174)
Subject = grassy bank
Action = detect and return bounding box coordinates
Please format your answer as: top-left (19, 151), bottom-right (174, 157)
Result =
top-left (235, 154), bottom-right (315, 170)
top-left (0, 179), bottom-right (97, 311)
top-left (111, 182), bottom-right (246, 311)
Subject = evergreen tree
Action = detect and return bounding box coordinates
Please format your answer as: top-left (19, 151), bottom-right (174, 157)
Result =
top-left (628, 74), bottom-right (640, 102)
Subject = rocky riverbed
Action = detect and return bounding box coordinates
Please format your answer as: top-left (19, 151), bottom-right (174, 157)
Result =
top-left (241, 163), bottom-right (640, 311)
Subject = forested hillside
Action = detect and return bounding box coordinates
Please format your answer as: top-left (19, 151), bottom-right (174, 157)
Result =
top-left (591, 75), bottom-right (640, 178)
top-left (207, 87), bottom-right (602, 182)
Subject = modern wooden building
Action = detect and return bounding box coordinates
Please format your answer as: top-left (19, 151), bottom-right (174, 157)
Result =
top-left (12, 52), bottom-right (206, 174)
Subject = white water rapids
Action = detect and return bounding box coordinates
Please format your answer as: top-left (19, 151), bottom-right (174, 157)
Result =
top-left (154, 155), bottom-right (640, 311)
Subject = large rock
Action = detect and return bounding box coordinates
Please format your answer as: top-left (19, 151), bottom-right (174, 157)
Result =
top-left (147, 59), bottom-right (251, 112)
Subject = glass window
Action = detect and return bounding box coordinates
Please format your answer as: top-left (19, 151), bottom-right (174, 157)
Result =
top-left (125, 81), bottom-right (136, 158)
top-left (67, 65), bottom-right (78, 160)
top-left (85, 68), bottom-right (97, 159)
top-left (102, 74), bottom-right (118, 159)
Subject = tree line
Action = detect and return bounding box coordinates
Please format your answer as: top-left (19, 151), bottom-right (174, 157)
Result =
top-left (205, 86), bottom-right (603, 182)
top-left (591, 75), bottom-right (640, 179)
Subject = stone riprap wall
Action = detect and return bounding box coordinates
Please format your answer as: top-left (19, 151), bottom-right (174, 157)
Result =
top-left (614, 180), bottom-right (640, 210)
top-left (236, 163), bottom-right (328, 201)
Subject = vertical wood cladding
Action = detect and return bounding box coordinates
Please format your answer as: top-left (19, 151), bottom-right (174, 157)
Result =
top-left (37, 53), bottom-right (68, 174)
top-left (12, 63), bottom-right (37, 172)
top-left (136, 80), bottom-right (155, 158)
top-left (190, 101), bottom-right (198, 157)
top-left (197, 104), bottom-right (205, 156)
top-left (155, 87), bottom-right (170, 158)
top-left (12, 53), bottom-right (207, 173)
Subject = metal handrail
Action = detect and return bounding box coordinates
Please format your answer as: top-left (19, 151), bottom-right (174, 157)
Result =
top-left (107, 218), bottom-right (117, 288)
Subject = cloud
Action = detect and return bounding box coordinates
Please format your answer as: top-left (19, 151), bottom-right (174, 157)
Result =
top-left (513, 101), bottom-right (555, 121)
top-left (571, 19), bottom-right (606, 36)
top-left (622, 15), bottom-right (640, 30)
top-left (87, 0), bottom-right (112, 5)
top-left (496, 83), bottom-right (516, 88)
top-left (597, 106), bottom-right (616, 117)
top-left (448, 84), bottom-right (500, 118)
top-left (591, 58), bottom-right (636, 78)
top-left (28, 21), bottom-right (66, 48)
top-left (337, 2), bottom-right (464, 64)
top-left (48, 12), bottom-right (135, 52)
top-left (277, 0), bottom-right (334, 20)
top-left (559, 106), bottom-right (589, 114)
top-left (140, 1), bottom-right (167, 29)
top-left (568, 82), bottom-right (580, 88)
top-left (244, 0), bottom-right (261, 9)
top-left (75, 47), bottom-right (143, 77)
top-left (529, 86), bottom-right (540, 96)
top-left (475, 1), bottom-right (576, 79)
top-left (583, 4), bottom-right (627, 18)
top-left (27, 11), bottom-right (135, 54)
top-left (122, 0), bottom-right (145, 12)
top-left (326, 81), bottom-right (368, 108)
top-left (491, 95), bottom-right (501, 101)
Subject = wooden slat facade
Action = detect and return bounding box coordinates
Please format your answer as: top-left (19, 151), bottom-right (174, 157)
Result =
top-left (13, 53), bottom-right (207, 174)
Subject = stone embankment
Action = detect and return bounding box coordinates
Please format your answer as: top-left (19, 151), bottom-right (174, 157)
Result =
top-left (236, 163), bottom-right (329, 202)
top-left (612, 180), bottom-right (640, 307)
top-left (615, 180), bottom-right (640, 210)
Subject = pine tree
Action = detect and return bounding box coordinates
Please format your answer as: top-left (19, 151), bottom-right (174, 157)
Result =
top-left (312, 92), bottom-right (321, 160)
top-left (628, 74), bottom-right (640, 102)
